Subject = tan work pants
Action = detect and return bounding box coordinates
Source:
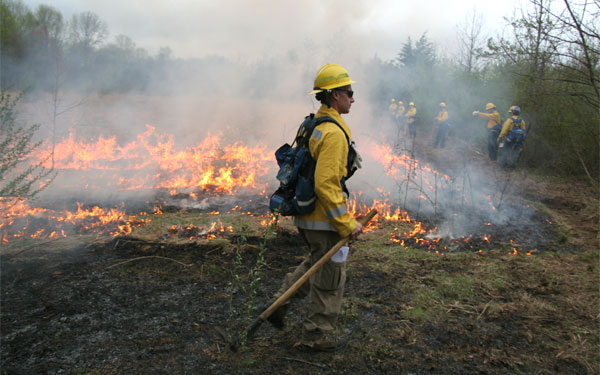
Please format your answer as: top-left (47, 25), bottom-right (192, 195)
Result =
top-left (274, 228), bottom-right (346, 332)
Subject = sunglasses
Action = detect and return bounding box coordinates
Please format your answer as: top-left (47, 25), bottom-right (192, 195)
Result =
top-left (335, 88), bottom-right (354, 98)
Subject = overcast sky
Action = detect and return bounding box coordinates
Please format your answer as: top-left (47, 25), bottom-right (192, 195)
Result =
top-left (23, 0), bottom-right (525, 61)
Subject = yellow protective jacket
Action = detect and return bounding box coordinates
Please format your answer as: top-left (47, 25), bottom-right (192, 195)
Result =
top-left (406, 106), bottom-right (417, 124)
top-left (499, 116), bottom-right (527, 140)
top-left (477, 111), bottom-right (502, 130)
top-left (292, 105), bottom-right (358, 237)
top-left (435, 109), bottom-right (448, 124)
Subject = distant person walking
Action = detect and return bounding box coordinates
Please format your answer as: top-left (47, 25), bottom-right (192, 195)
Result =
top-left (433, 102), bottom-right (450, 148)
top-left (473, 103), bottom-right (502, 161)
top-left (498, 106), bottom-right (527, 169)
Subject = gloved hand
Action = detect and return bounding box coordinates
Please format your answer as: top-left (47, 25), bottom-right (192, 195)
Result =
top-left (472, 111), bottom-right (479, 116)
top-left (350, 222), bottom-right (363, 240)
top-left (498, 142), bottom-right (504, 148)
top-left (350, 141), bottom-right (362, 170)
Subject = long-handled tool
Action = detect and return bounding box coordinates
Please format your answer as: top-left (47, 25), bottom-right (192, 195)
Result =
top-left (232, 209), bottom-right (378, 350)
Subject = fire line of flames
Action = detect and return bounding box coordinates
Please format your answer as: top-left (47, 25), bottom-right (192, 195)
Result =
top-left (1, 127), bottom-right (538, 254)
top-left (0, 197), bottom-right (157, 244)
top-left (38, 124), bottom-right (274, 194)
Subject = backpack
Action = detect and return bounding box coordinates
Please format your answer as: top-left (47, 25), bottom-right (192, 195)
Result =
top-left (269, 113), bottom-right (353, 216)
top-left (505, 118), bottom-right (526, 144)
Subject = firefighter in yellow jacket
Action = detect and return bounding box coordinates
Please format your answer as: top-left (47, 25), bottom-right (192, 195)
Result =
top-left (498, 106), bottom-right (527, 169)
top-left (473, 103), bottom-right (502, 160)
top-left (405, 102), bottom-right (417, 138)
top-left (433, 102), bottom-right (450, 148)
top-left (389, 98), bottom-right (398, 116)
top-left (269, 63), bottom-right (363, 351)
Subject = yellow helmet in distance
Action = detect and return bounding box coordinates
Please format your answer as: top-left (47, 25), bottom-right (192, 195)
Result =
top-left (309, 63), bottom-right (356, 95)
top-left (439, 102), bottom-right (446, 107)
top-left (409, 102), bottom-right (415, 106)
top-left (486, 102), bottom-right (496, 110)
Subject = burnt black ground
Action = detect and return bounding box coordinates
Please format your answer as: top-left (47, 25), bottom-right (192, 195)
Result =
top-left (1, 219), bottom-right (595, 375)
top-left (0, 233), bottom-right (306, 375)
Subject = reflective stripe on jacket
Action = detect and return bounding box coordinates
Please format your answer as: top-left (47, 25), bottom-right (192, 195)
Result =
top-left (477, 111), bottom-right (501, 130)
top-left (292, 105), bottom-right (358, 237)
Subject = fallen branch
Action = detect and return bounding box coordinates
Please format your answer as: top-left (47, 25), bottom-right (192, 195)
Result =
top-left (106, 255), bottom-right (192, 269)
top-left (477, 300), bottom-right (493, 320)
top-left (445, 301), bottom-right (476, 315)
top-left (282, 356), bottom-right (328, 369)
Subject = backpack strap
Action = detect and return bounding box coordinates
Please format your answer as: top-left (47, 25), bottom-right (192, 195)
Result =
top-left (304, 114), bottom-right (356, 195)
top-left (312, 115), bottom-right (349, 144)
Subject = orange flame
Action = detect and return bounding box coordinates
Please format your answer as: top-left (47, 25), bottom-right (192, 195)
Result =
top-left (36, 125), bottom-right (274, 195)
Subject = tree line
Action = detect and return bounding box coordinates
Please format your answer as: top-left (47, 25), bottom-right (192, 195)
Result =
top-left (1, 0), bottom-right (173, 93)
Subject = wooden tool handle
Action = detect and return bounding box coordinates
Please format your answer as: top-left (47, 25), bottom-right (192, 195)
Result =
top-left (260, 209), bottom-right (377, 320)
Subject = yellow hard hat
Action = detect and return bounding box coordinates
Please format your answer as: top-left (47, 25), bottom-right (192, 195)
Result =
top-left (409, 102), bottom-right (415, 106)
top-left (398, 101), bottom-right (403, 105)
top-left (309, 63), bottom-right (356, 95)
top-left (508, 105), bottom-right (515, 113)
top-left (439, 102), bottom-right (446, 107)
top-left (391, 98), bottom-right (396, 102)
top-left (485, 103), bottom-right (495, 110)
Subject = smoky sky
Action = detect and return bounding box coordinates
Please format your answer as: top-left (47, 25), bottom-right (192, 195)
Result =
top-left (23, 0), bottom-right (522, 60)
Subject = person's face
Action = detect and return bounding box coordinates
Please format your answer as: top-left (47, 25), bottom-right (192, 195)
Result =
top-left (332, 85), bottom-right (354, 114)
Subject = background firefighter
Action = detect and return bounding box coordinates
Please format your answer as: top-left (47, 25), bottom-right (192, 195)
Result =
top-left (405, 102), bottom-right (417, 138)
top-left (433, 102), bottom-right (450, 148)
top-left (268, 63), bottom-right (363, 352)
top-left (498, 105), bottom-right (527, 169)
top-left (388, 98), bottom-right (397, 119)
top-left (473, 102), bottom-right (502, 161)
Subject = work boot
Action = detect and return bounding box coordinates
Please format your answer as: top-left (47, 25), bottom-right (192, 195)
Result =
top-left (294, 329), bottom-right (346, 352)
top-left (266, 304), bottom-right (288, 330)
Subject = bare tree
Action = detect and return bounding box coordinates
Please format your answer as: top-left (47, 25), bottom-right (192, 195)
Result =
top-left (545, 0), bottom-right (599, 109)
top-left (114, 34), bottom-right (136, 52)
top-left (68, 11), bottom-right (108, 49)
top-left (456, 8), bottom-right (486, 73)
